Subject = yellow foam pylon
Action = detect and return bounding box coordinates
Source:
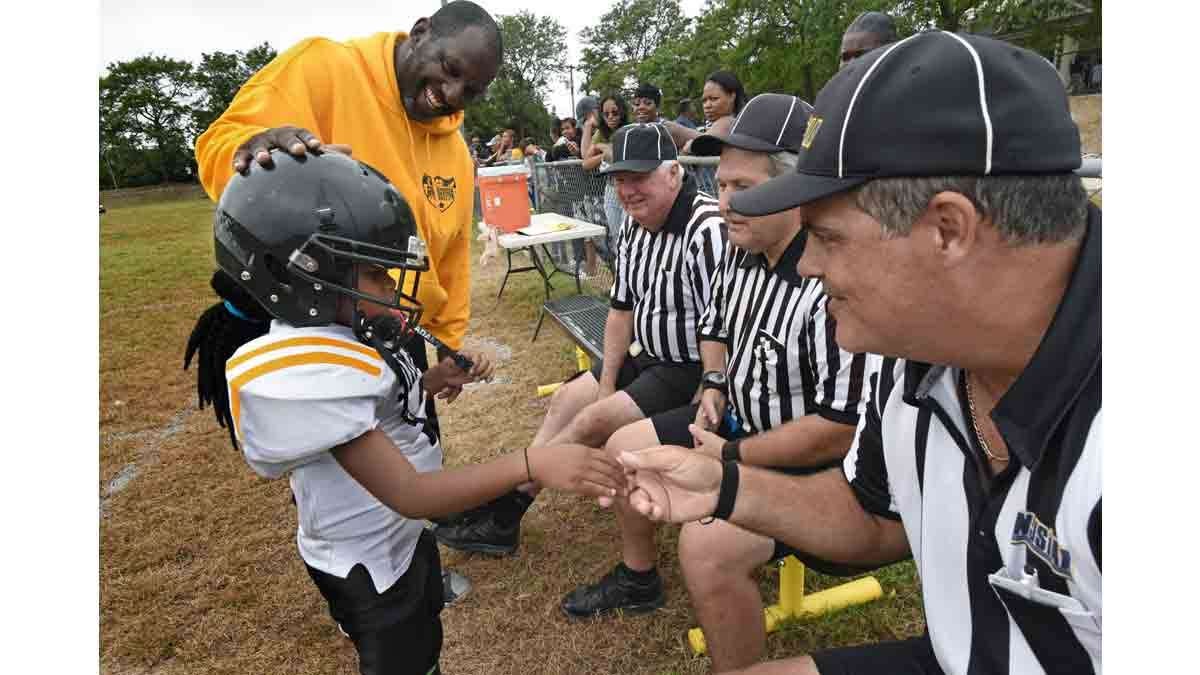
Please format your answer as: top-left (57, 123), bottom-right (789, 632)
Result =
top-left (537, 348), bottom-right (593, 398)
top-left (687, 556), bottom-right (884, 656)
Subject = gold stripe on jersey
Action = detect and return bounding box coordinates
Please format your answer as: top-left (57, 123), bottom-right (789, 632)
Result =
top-left (226, 336), bottom-right (381, 371)
top-left (229, 352), bottom-right (384, 442)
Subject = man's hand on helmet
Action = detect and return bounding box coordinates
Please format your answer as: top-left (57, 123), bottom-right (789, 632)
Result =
top-left (232, 126), bottom-right (353, 173)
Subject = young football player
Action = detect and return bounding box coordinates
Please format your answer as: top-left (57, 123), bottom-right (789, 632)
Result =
top-left (184, 150), bottom-right (624, 675)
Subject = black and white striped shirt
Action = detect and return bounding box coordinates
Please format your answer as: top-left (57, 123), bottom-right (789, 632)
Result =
top-left (697, 230), bottom-right (868, 434)
top-left (844, 207), bottom-right (1102, 674)
top-left (610, 177), bottom-right (727, 363)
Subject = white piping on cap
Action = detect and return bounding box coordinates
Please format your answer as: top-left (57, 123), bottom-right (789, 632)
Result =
top-left (621, 125), bottom-right (633, 163)
top-left (942, 31), bottom-right (994, 174)
top-left (652, 124), bottom-right (664, 159)
top-left (838, 33), bottom-right (919, 178)
top-left (776, 97), bottom-right (798, 146)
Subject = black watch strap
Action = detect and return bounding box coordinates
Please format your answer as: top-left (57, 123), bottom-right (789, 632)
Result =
top-left (712, 460), bottom-right (740, 520)
top-left (721, 438), bottom-right (742, 463)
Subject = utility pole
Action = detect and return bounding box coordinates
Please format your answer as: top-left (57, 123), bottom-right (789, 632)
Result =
top-left (568, 66), bottom-right (576, 116)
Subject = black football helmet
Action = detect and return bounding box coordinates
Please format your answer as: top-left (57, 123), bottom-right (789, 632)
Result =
top-left (214, 150), bottom-right (428, 341)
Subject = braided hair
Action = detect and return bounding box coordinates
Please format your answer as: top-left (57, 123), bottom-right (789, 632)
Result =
top-left (183, 270), bottom-right (272, 450)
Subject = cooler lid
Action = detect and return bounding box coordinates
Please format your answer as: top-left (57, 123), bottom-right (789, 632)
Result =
top-left (478, 163), bottom-right (530, 177)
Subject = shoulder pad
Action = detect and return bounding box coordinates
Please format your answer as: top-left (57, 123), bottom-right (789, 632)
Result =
top-left (226, 328), bottom-right (394, 476)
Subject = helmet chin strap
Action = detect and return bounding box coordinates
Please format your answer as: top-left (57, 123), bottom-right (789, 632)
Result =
top-left (352, 306), bottom-right (413, 377)
top-left (352, 305), bottom-right (476, 376)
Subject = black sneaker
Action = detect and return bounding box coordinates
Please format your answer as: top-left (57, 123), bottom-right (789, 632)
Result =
top-left (434, 509), bottom-right (521, 556)
top-left (560, 563), bottom-right (665, 619)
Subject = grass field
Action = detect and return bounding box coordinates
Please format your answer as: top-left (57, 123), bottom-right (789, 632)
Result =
top-left (99, 189), bottom-right (925, 674)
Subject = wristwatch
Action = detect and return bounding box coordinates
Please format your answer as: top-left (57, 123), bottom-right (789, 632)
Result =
top-left (701, 370), bottom-right (727, 392)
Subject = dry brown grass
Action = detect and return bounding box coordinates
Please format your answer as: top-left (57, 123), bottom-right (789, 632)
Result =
top-left (100, 196), bottom-right (923, 675)
top-left (1070, 94), bottom-right (1102, 155)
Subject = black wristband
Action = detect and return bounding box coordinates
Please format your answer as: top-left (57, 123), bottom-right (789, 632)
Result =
top-left (721, 438), bottom-right (742, 463)
top-left (711, 460), bottom-right (740, 521)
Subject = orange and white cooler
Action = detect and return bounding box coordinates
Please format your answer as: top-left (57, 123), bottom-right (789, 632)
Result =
top-left (477, 164), bottom-right (531, 233)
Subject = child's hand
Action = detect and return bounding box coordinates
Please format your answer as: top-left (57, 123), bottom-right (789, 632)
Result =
top-left (423, 350), bottom-right (493, 403)
top-left (527, 443), bottom-right (626, 499)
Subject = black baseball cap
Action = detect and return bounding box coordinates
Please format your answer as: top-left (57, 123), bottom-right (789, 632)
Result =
top-left (600, 123), bottom-right (678, 174)
top-left (730, 31), bottom-right (1082, 217)
top-left (691, 93), bottom-right (814, 156)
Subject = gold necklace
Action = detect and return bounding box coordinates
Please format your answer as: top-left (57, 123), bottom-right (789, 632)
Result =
top-left (964, 371), bottom-right (1009, 464)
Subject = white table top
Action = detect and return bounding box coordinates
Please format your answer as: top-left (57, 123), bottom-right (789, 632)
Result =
top-left (495, 212), bottom-right (608, 249)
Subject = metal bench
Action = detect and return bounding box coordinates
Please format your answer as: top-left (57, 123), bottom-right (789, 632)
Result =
top-left (535, 232), bottom-right (615, 394)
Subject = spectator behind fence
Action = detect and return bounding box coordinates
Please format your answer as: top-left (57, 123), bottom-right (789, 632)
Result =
top-left (575, 95), bottom-right (600, 134)
top-left (666, 70), bottom-right (747, 153)
top-left (485, 127), bottom-right (517, 165)
top-left (436, 123), bottom-right (728, 559)
top-left (550, 116), bottom-right (563, 145)
top-left (582, 95), bottom-right (632, 247)
top-left (633, 82), bottom-right (665, 124)
top-left (548, 117), bottom-right (581, 161)
top-left (839, 11), bottom-right (897, 68)
top-left (675, 98), bottom-right (698, 129)
top-left (522, 137), bottom-right (545, 162)
top-left (469, 134), bottom-right (489, 163)
top-left (622, 32), bottom-right (1101, 675)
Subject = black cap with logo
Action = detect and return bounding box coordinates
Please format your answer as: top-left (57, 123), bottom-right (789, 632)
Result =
top-left (691, 93), bottom-right (814, 156)
top-left (601, 123), bottom-right (678, 174)
top-left (730, 31), bottom-right (1082, 216)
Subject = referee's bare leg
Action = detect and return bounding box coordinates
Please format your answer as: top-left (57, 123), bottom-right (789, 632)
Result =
top-left (519, 373), bottom-right (642, 499)
top-left (530, 372), bottom-right (600, 447)
top-left (678, 518), bottom-right (778, 672)
top-left (533, 372), bottom-right (643, 449)
top-left (603, 419), bottom-right (664, 572)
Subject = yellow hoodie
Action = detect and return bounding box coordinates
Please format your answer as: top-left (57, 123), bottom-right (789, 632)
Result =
top-left (196, 32), bottom-right (474, 351)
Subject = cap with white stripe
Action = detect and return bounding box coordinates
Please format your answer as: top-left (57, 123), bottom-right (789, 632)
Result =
top-left (600, 123), bottom-right (678, 175)
top-left (691, 93), bottom-right (814, 157)
top-left (730, 31), bottom-right (1082, 217)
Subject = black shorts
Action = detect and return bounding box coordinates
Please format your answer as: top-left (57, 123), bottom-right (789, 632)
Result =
top-left (812, 633), bottom-right (944, 675)
top-left (584, 352), bottom-right (703, 417)
top-left (651, 404), bottom-right (871, 578)
top-left (305, 529), bottom-right (444, 675)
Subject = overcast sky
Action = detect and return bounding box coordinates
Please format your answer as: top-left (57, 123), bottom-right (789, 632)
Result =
top-left (100, 0), bottom-right (706, 117)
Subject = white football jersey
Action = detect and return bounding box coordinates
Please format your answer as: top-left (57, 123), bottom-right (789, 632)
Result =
top-left (226, 321), bottom-right (442, 593)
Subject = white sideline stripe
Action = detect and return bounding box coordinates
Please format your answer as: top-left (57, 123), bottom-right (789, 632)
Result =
top-left (838, 33), bottom-right (919, 178)
top-left (776, 98), bottom-right (798, 146)
top-left (943, 31), bottom-right (994, 175)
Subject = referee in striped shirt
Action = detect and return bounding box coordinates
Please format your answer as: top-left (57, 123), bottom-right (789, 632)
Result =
top-left (436, 123), bottom-right (727, 556)
top-left (561, 95), bottom-right (873, 630)
top-left (619, 32), bottom-right (1101, 675)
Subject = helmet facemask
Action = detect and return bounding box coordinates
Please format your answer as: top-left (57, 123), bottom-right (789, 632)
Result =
top-left (285, 232), bottom-right (429, 350)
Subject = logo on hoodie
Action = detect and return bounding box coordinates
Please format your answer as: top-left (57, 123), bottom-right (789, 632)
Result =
top-left (422, 174), bottom-right (457, 212)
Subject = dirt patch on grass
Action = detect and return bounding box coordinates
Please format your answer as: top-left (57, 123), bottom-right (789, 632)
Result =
top-left (100, 204), bottom-right (924, 674)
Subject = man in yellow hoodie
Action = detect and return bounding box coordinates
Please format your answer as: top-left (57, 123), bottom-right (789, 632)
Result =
top-left (196, 1), bottom-right (501, 444)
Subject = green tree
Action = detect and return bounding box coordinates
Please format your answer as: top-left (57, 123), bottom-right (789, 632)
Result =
top-left (192, 42), bottom-right (278, 139)
top-left (99, 55), bottom-right (195, 185)
top-left (578, 0), bottom-right (692, 96)
top-left (465, 11), bottom-right (567, 143)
